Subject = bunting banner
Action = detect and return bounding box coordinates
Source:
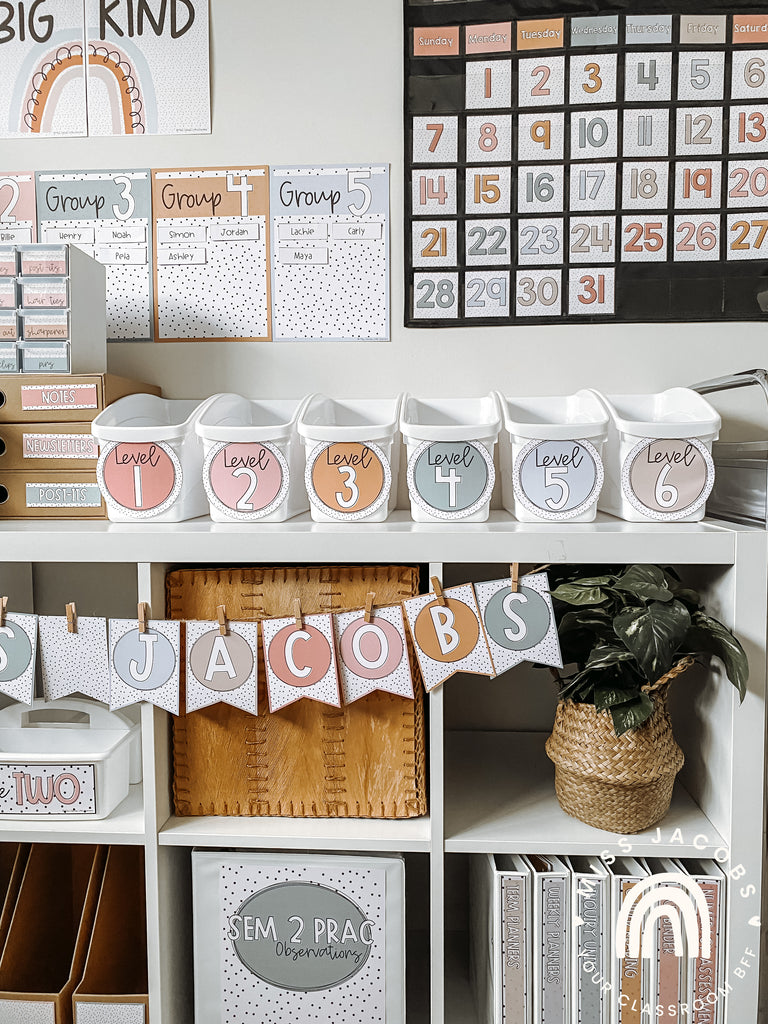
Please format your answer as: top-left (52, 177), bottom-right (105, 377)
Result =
top-left (474, 572), bottom-right (563, 675)
top-left (0, 613), bottom-right (38, 705)
top-left (39, 615), bottom-right (110, 702)
top-left (334, 603), bottom-right (414, 704)
top-left (109, 618), bottom-right (181, 714)
top-left (262, 612), bottom-right (341, 712)
top-left (185, 620), bottom-right (259, 714)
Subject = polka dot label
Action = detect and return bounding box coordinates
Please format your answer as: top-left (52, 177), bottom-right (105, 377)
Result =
top-left (75, 1004), bottom-right (145, 1024)
top-left (622, 437), bottom-right (715, 521)
top-left (306, 442), bottom-right (391, 520)
top-left (262, 613), bottom-right (341, 712)
top-left (0, 612), bottom-right (37, 705)
top-left (186, 620), bottom-right (259, 714)
top-left (109, 617), bottom-right (181, 715)
top-left (204, 441), bottom-right (289, 520)
top-left (0, 763), bottom-right (96, 815)
top-left (474, 573), bottom-right (564, 675)
top-left (334, 605), bottom-right (414, 704)
top-left (98, 441), bottom-right (182, 519)
top-left (39, 616), bottom-right (110, 702)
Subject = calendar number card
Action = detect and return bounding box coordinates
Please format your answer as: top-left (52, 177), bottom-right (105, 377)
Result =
top-left (405, 3), bottom-right (768, 325)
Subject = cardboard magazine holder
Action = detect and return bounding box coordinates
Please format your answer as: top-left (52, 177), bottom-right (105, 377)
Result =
top-left (73, 846), bottom-right (148, 1023)
top-left (0, 843), bottom-right (106, 1024)
top-left (0, 843), bottom-right (29, 955)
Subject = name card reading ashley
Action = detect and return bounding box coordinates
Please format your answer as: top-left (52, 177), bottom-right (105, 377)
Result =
top-left (270, 165), bottom-right (390, 341)
top-left (152, 167), bottom-right (270, 341)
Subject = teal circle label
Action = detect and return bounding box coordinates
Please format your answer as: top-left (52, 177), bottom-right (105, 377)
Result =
top-left (410, 441), bottom-right (493, 516)
top-left (113, 627), bottom-right (177, 691)
top-left (483, 585), bottom-right (551, 651)
top-left (0, 622), bottom-right (33, 682)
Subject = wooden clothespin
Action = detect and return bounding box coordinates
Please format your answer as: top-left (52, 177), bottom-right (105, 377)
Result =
top-left (431, 576), bottom-right (446, 607)
top-left (138, 602), bottom-right (150, 634)
top-left (217, 604), bottom-right (229, 637)
top-left (510, 563), bottom-right (520, 594)
top-left (66, 602), bottom-right (77, 634)
top-left (0, 596), bottom-right (6, 628)
top-left (364, 592), bottom-right (375, 624)
top-left (294, 598), bottom-right (303, 629)
top-left (530, 563), bottom-right (552, 576)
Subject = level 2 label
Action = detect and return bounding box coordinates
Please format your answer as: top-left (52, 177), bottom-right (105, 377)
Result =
top-left (0, 763), bottom-right (96, 815)
top-left (205, 441), bottom-right (288, 518)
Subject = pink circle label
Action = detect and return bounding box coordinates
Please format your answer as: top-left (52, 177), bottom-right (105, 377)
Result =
top-left (102, 443), bottom-right (176, 511)
top-left (340, 617), bottom-right (404, 680)
top-left (208, 443), bottom-right (284, 513)
top-left (268, 623), bottom-right (332, 687)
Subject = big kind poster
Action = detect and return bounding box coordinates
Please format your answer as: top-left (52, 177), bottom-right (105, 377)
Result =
top-left (405, 1), bottom-right (768, 326)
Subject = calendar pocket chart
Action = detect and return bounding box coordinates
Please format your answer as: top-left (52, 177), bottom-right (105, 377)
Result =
top-left (152, 166), bottom-right (271, 341)
top-left (36, 170), bottom-right (153, 340)
top-left (270, 165), bottom-right (389, 341)
top-left (405, 2), bottom-right (768, 326)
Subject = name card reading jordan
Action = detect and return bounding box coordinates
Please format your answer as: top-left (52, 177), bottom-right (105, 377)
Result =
top-left (270, 165), bottom-right (389, 341)
top-left (152, 166), bottom-right (270, 341)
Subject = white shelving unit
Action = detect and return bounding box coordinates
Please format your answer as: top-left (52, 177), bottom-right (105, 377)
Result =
top-left (0, 514), bottom-right (764, 1024)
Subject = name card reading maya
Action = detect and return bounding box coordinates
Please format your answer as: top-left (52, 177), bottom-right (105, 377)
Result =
top-left (622, 437), bottom-right (715, 521)
top-left (204, 440), bottom-right (289, 519)
top-left (98, 440), bottom-right (181, 517)
top-left (306, 441), bottom-right (391, 520)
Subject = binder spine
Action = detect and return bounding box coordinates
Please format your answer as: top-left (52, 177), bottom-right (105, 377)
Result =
top-left (574, 874), bottom-right (607, 1023)
top-left (501, 874), bottom-right (527, 1023)
top-left (541, 874), bottom-right (568, 1024)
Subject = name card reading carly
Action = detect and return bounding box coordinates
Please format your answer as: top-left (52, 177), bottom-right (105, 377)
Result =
top-left (402, 583), bottom-right (494, 691)
top-left (270, 165), bottom-right (389, 341)
top-left (0, 173), bottom-right (37, 242)
top-left (38, 615), bottom-right (110, 702)
top-left (109, 617), bottom-right (181, 714)
top-left (622, 437), bottom-right (715, 521)
top-left (203, 440), bottom-right (290, 520)
top-left (474, 573), bottom-right (563, 675)
top-left (305, 441), bottom-right (392, 521)
top-left (0, 763), bottom-right (96, 815)
top-left (152, 167), bottom-right (270, 341)
top-left (0, 612), bottom-right (37, 704)
top-left (334, 604), bottom-right (413, 704)
top-left (97, 440), bottom-right (182, 518)
top-left (262, 612), bottom-right (340, 712)
top-left (36, 170), bottom-right (154, 340)
top-left (186, 620), bottom-right (259, 713)
top-left (513, 439), bottom-right (604, 521)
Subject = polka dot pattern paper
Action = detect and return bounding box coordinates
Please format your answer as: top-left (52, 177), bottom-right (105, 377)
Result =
top-left (334, 605), bottom-right (414, 704)
top-left (108, 617), bottom-right (181, 714)
top-left (474, 573), bottom-right (563, 675)
top-left (185, 619), bottom-right (259, 714)
top-left (262, 613), bottom-right (341, 712)
top-left (0, 1000), bottom-right (55, 1024)
top-left (39, 616), bottom-right (110, 702)
top-left (0, 613), bottom-right (37, 705)
top-left (75, 1004), bottom-right (145, 1024)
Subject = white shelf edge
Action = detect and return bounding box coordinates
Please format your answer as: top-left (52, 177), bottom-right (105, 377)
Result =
top-left (0, 783), bottom-right (145, 844)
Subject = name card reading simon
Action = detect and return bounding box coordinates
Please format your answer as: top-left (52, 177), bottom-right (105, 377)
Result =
top-left (152, 166), bottom-right (270, 341)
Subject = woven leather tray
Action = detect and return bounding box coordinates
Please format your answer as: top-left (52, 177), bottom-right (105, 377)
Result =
top-left (168, 566), bottom-right (427, 819)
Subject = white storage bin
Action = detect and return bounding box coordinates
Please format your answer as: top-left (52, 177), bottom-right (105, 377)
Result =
top-left (93, 394), bottom-right (219, 522)
top-left (590, 389), bottom-right (720, 522)
top-left (197, 394), bottom-right (311, 522)
top-left (494, 391), bottom-right (608, 522)
top-left (193, 850), bottom-right (405, 1024)
top-left (0, 698), bottom-right (141, 820)
top-left (400, 394), bottom-right (500, 522)
top-left (298, 394), bottom-right (403, 522)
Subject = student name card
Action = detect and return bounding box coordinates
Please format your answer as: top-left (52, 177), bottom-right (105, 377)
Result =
top-left (36, 170), bottom-right (154, 340)
top-left (39, 615), bottom-right (110, 702)
top-left (0, 612), bottom-right (37, 705)
top-left (0, 173), bottom-right (37, 244)
top-left (185, 620), bottom-right (259, 714)
top-left (474, 573), bottom-right (563, 675)
top-left (109, 617), bottom-right (181, 714)
top-left (270, 164), bottom-right (389, 341)
top-left (152, 167), bottom-right (271, 341)
top-left (85, 0), bottom-right (210, 136)
top-left (334, 604), bottom-right (414, 703)
top-left (402, 583), bottom-right (494, 691)
top-left (262, 612), bottom-right (341, 712)
top-left (0, 0), bottom-right (87, 138)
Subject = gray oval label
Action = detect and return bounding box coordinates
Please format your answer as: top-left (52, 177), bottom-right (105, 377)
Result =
top-left (229, 881), bottom-right (374, 992)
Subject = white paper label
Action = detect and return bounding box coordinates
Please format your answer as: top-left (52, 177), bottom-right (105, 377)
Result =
top-left (44, 226), bottom-right (96, 244)
top-left (332, 222), bottom-right (383, 240)
top-left (157, 247), bottom-right (207, 266)
top-left (157, 225), bottom-right (207, 244)
top-left (0, 227), bottom-right (32, 244)
top-left (95, 225), bottom-right (147, 243)
top-left (277, 221), bottom-right (328, 241)
top-left (278, 246), bottom-right (329, 264)
top-left (208, 223), bottom-right (260, 241)
top-left (0, 763), bottom-right (96, 814)
top-left (95, 246), bottom-right (148, 265)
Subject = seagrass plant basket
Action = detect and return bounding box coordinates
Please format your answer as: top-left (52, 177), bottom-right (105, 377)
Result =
top-left (545, 657), bottom-right (693, 834)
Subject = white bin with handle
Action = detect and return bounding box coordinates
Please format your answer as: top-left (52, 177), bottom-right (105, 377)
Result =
top-left (494, 391), bottom-right (608, 522)
top-left (196, 394), bottom-right (311, 522)
top-left (93, 394), bottom-right (219, 522)
top-left (0, 698), bottom-right (141, 820)
top-left (298, 394), bottom-right (404, 523)
top-left (400, 395), bottom-right (500, 522)
top-left (589, 389), bottom-right (721, 522)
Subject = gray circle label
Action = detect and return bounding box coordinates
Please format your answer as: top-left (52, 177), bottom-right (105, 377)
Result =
top-left (230, 881), bottom-right (374, 991)
top-left (483, 585), bottom-right (551, 651)
top-left (412, 442), bottom-right (490, 513)
top-left (518, 440), bottom-right (599, 515)
top-left (113, 628), bottom-right (177, 691)
top-left (0, 622), bottom-right (33, 682)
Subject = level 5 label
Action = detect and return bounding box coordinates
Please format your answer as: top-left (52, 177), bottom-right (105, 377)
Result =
top-left (514, 438), bottom-right (604, 520)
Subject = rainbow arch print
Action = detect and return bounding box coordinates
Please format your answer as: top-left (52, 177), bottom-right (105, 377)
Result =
top-left (616, 871), bottom-right (712, 961)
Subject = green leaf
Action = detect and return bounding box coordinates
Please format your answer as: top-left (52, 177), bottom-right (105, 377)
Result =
top-left (669, 587), bottom-right (701, 609)
top-left (569, 645), bottom-right (636, 687)
top-left (612, 565), bottom-right (674, 604)
top-left (613, 600), bottom-right (691, 683)
top-left (550, 583), bottom-right (610, 606)
top-left (558, 608), bottom-right (614, 634)
top-left (610, 692), bottom-right (655, 736)
top-left (593, 682), bottom-right (643, 711)
top-left (684, 611), bottom-right (749, 701)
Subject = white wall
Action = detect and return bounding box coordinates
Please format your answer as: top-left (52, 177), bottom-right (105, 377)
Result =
top-left (6, 0), bottom-right (768, 412)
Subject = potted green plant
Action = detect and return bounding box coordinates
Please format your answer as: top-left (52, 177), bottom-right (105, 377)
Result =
top-left (544, 564), bottom-right (748, 834)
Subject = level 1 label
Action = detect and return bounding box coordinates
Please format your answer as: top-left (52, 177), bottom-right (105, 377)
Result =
top-left (99, 441), bottom-right (181, 517)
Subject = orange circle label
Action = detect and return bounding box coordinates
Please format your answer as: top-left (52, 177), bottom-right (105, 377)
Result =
top-left (310, 442), bottom-right (386, 514)
top-left (414, 599), bottom-right (480, 663)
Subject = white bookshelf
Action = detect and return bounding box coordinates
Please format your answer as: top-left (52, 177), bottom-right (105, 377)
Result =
top-left (0, 516), bottom-right (763, 1024)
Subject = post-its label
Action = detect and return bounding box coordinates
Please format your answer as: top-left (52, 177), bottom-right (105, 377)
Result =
top-left (26, 483), bottom-right (103, 508)
top-left (733, 16), bottom-right (768, 42)
top-left (466, 22), bottom-right (512, 55)
top-left (679, 15), bottom-right (726, 44)
top-left (517, 19), bottom-right (565, 50)
top-left (413, 26), bottom-right (459, 57)
top-left (21, 384), bottom-right (99, 411)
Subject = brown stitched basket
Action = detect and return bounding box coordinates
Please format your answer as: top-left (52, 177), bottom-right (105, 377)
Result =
top-left (167, 565), bottom-right (427, 819)
top-left (545, 658), bottom-right (692, 834)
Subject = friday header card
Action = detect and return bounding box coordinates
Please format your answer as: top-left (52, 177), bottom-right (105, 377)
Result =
top-left (405, 2), bottom-right (768, 326)
top-left (270, 165), bottom-right (390, 341)
top-left (152, 166), bottom-right (271, 341)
